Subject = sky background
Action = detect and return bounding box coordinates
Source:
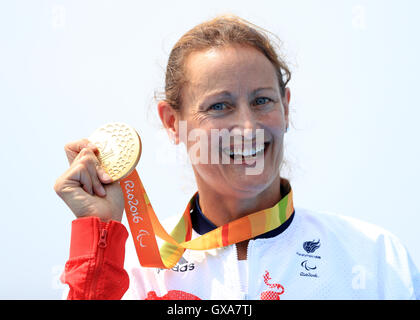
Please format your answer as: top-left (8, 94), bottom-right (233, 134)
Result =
top-left (0, 0), bottom-right (419, 299)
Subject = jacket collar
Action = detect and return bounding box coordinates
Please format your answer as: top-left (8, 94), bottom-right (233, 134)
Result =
top-left (190, 178), bottom-right (295, 239)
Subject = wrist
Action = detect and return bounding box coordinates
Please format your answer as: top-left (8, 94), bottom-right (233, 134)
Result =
top-left (69, 216), bottom-right (128, 265)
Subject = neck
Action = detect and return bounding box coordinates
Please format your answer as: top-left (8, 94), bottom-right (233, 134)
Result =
top-left (194, 175), bottom-right (282, 227)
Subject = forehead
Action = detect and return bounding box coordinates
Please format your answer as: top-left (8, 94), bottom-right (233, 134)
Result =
top-left (183, 45), bottom-right (279, 95)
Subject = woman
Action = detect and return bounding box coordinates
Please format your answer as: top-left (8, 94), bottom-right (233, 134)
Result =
top-left (54, 15), bottom-right (419, 300)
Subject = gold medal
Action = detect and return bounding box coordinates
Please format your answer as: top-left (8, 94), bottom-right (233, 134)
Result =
top-left (88, 122), bottom-right (142, 182)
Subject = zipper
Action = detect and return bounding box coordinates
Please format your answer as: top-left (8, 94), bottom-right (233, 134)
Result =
top-left (98, 228), bottom-right (108, 248)
top-left (234, 241), bottom-right (250, 299)
top-left (88, 222), bottom-right (109, 299)
top-left (244, 241), bottom-right (251, 299)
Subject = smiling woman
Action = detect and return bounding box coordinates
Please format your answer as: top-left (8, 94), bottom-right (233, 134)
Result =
top-left (158, 44), bottom-right (291, 229)
top-left (55, 14), bottom-right (420, 300)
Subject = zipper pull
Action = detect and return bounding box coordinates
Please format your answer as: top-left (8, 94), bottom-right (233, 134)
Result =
top-left (98, 228), bottom-right (108, 248)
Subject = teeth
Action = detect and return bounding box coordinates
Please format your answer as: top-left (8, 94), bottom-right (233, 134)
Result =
top-left (225, 144), bottom-right (265, 157)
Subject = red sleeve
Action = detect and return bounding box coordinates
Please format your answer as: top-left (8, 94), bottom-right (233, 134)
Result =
top-left (60, 216), bottom-right (130, 300)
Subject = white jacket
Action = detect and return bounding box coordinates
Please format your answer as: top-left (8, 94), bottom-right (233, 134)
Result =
top-left (122, 207), bottom-right (420, 300)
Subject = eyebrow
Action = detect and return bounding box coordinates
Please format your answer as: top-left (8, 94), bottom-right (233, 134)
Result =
top-left (202, 86), bottom-right (277, 100)
top-left (251, 87), bottom-right (278, 96)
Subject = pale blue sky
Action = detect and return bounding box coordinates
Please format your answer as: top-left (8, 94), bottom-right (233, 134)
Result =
top-left (0, 0), bottom-right (419, 299)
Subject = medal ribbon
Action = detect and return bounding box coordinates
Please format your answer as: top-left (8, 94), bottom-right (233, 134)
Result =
top-left (120, 169), bottom-right (294, 269)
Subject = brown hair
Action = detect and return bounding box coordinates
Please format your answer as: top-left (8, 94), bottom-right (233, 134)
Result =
top-left (162, 14), bottom-right (291, 112)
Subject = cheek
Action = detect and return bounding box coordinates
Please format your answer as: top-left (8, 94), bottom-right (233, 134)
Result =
top-left (184, 119), bottom-right (225, 150)
top-left (264, 107), bottom-right (286, 126)
top-left (261, 110), bottom-right (286, 140)
top-left (183, 125), bottom-right (214, 164)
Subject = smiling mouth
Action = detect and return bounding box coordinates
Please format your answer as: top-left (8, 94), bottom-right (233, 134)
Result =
top-left (222, 141), bottom-right (270, 162)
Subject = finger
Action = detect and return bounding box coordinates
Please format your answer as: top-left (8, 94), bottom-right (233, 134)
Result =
top-left (87, 159), bottom-right (107, 197)
top-left (75, 145), bottom-right (113, 184)
top-left (72, 163), bottom-right (94, 196)
top-left (76, 148), bottom-right (107, 197)
top-left (81, 167), bottom-right (94, 196)
top-left (64, 138), bottom-right (99, 165)
top-left (56, 161), bottom-right (93, 198)
top-left (96, 165), bottom-right (113, 184)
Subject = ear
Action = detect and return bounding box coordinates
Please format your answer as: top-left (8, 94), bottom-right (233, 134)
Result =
top-left (157, 100), bottom-right (180, 144)
top-left (282, 87), bottom-right (291, 131)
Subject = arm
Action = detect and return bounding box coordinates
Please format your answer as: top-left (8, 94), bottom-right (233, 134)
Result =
top-left (61, 216), bottom-right (130, 300)
top-left (54, 139), bottom-right (129, 299)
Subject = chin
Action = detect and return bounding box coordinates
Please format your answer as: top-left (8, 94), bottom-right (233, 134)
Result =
top-left (223, 165), bottom-right (278, 195)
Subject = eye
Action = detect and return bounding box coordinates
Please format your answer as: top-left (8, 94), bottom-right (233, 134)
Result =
top-left (254, 97), bottom-right (272, 106)
top-left (208, 102), bottom-right (228, 111)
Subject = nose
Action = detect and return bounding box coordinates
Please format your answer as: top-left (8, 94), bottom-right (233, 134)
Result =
top-left (230, 101), bottom-right (260, 138)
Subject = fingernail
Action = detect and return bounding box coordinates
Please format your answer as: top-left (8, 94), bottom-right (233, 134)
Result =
top-left (102, 172), bottom-right (112, 182)
top-left (87, 143), bottom-right (97, 150)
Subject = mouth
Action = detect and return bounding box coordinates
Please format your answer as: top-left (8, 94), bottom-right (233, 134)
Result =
top-left (222, 141), bottom-right (270, 163)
